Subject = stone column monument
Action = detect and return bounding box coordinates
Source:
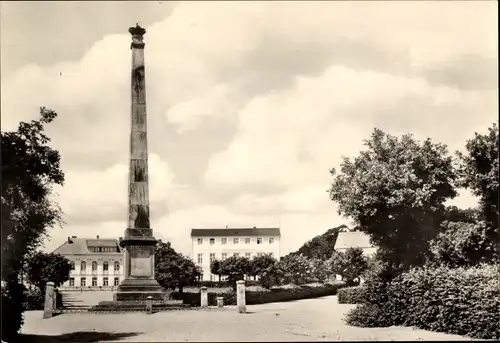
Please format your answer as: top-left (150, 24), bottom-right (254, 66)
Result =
top-left (115, 24), bottom-right (164, 301)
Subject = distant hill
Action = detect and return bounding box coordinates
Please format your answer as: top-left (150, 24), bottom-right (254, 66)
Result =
top-left (287, 224), bottom-right (349, 260)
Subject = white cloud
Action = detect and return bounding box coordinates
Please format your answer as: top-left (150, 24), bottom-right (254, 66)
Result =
top-left (3, 1), bottom-right (496, 255)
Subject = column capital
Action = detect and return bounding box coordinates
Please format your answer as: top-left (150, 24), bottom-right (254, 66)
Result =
top-left (129, 23), bottom-right (146, 49)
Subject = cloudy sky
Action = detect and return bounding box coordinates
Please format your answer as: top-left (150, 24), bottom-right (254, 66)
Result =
top-left (1, 1), bottom-right (498, 256)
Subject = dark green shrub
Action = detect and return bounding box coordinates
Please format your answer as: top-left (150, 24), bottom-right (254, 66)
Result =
top-left (345, 264), bottom-right (499, 340)
top-left (24, 288), bottom-right (44, 310)
top-left (196, 280), bottom-right (260, 288)
top-left (344, 304), bottom-right (395, 327)
top-left (338, 286), bottom-right (363, 304)
top-left (1, 282), bottom-right (25, 342)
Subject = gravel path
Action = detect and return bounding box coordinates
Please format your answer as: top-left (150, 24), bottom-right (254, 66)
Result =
top-left (20, 295), bottom-right (474, 342)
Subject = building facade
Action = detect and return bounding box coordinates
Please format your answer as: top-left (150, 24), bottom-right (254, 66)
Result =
top-left (334, 231), bottom-right (378, 257)
top-left (53, 236), bottom-right (124, 290)
top-left (191, 227), bottom-right (281, 281)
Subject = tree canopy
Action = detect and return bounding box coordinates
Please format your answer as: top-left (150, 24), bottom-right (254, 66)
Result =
top-left (329, 128), bottom-right (457, 271)
top-left (326, 247), bottom-right (368, 285)
top-left (154, 241), bottom-right (201, 293)
top-left (25, 252), bottom-right (72, 292)
top-left (458, 123), bottom-right (499, 230)
top-left (288, 225), bottom-right (346, 260)
top-left (1, 107), bottom-right (64, 341)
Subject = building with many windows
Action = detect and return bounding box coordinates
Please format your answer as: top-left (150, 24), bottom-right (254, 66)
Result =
top-left (52, 236), bottom-right (124, 290)
top-left (191, 227), bottom-right (281, 281)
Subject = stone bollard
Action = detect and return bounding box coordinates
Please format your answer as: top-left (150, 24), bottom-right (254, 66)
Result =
top-left (236, 280), bottom-right (246, 313)
top-left (146, 296), bottom-right (153, 314)
top-left (217, 296), bottom-right (224, 308)
top-left (200, 286), bottom-right (208, 308)
top-left (43, 282), bottom-right (55, 319)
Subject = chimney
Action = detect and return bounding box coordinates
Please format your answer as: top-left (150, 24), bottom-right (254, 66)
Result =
top-left (72, 236), bottom-right (77, 238)
top-left (253, 226), bottom-right (256, 229)
top-left (67, 237), bottom-right (71, 243)
top-left (96, 235), bottom-right (99, 239)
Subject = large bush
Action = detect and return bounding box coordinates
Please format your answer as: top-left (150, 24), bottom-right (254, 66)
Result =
top-left (345, 264), bottom-right (499, 340)
top-left (24, 288), bottom-right (45, 310)
top-left (337, 286), bottom-right (363, 304)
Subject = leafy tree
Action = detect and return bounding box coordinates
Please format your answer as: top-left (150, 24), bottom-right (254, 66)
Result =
top-left (289, 225), bottom-right (345, 260)
top-left (25, 252), bottom-right (71, 293)
top-left (277, 254), bottom-right (312, 285)
top-left (1, 107), bottom-right (64, 341)
top-left (457, 123), bottom-right (498, 246)
top-left (308, 258), bottom-right (329, 282)
top-left (219, 256), bottom-right (251, 289)
top-left (329, 129), bottom-right (457, 273)
top-left (327, 248), bottom-right (368, 285)
top-left (210, 259), bottom-right (223, 282)
top-left (247, 254), bottom-right (276, 280)
top-left (429, 220), bottom-right (498, 267)
top-left (154, 241), bottom-right (201, 293)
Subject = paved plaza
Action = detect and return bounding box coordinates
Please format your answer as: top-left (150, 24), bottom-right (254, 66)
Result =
top-left (19, 296), bottom-right (473, 342)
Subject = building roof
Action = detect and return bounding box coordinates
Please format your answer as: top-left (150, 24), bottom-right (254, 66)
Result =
top-left (52, 237), bottom-right (122, 255)
top-left (190, 228), bottom-right (280, 237)
top-left (334, 231), bottom-right (375, 250)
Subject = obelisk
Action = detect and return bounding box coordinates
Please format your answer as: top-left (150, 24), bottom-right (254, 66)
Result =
top-left (116, 24), bottom-right (164, 301)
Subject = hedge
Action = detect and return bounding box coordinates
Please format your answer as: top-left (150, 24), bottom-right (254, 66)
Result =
top-left (172, 283), bottom-right (345, 307)
top-left (337, 286), bottom-right (363, 304)
top-left (345, 264), bottom-right (499, 340)
top-left (195, 280), bottom-right (260, 288)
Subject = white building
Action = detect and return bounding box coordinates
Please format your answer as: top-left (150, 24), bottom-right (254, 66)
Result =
top-left (191, 227), bottom-right (281, 281)
top-left (334, 231), bottom-right (378, 257)
top-left (52, 236), bottom-right (124, 290)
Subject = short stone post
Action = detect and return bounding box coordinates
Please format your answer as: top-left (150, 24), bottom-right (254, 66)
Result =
top-left (217, 296), bottom-right (224, 308)
top-left (236, 280), bottom-right (246, 313)
top-left (200, 286), bottom-right (208, 308)
top-left (146, 296), bottom-right (153, 314)
top-left (43, 282), bottom-right (55, 319)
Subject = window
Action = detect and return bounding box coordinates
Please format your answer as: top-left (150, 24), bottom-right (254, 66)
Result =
top-left (70, 261), bottom-right (75, 270)
top-left (114, 277), bottom-right (120, 286)
top-left (210, 253), bottom-right (216, 262)
top-left (80, 261), bottom-right (86, 271)
top-left (210, 238), bottom-right (215, 245)
top-left (245, 238), bottom-right (250, 244)
top-left (69, 278), bottom-right (74, 287)
top-left (114, 261), bottom-right (120, 272)
top-left (233, 237), bottom-right (239, 244)
top-left (245, 253), bottom-right (251, 258)
top-left (103, 277), bottom-right (108, 286)
top-left (80, 277), bottom-right (86, 287)
top-left (92, 277), bottom-right (97, 287)
top-left (103, 261), bottom-right (109, 272)
top-left (257, 253), bottom-right (263, 257)
top-left (222, 253), bottom-right (227, 260)
top-left (197, 238), bottom-right (203, 245)
top-left (221, 238), bottom-right (227, 244)
top-left (199, 274), bottom-right (203, 281)
top-left (197, 254), bottom-right (203, 264)
top-left (269, 237), bottom-right (274, 244)
top-left (210, 274), bottom-right (216, 281)
top-left (92, 261), bottom-right (98, 271)
top-left (234, 253), bottom-right (240, 257)
top-left (257, 237), bottom-right (262, 244)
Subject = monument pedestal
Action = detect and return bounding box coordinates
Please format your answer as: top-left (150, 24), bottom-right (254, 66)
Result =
top-left (116, 279), bottom-right (165, 301)
top-left (115, 236), bottom-right (165, 302)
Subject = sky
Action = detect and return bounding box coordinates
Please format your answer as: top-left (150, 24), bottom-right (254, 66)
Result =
top-left (1, 1), bottom-right (498, 256)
